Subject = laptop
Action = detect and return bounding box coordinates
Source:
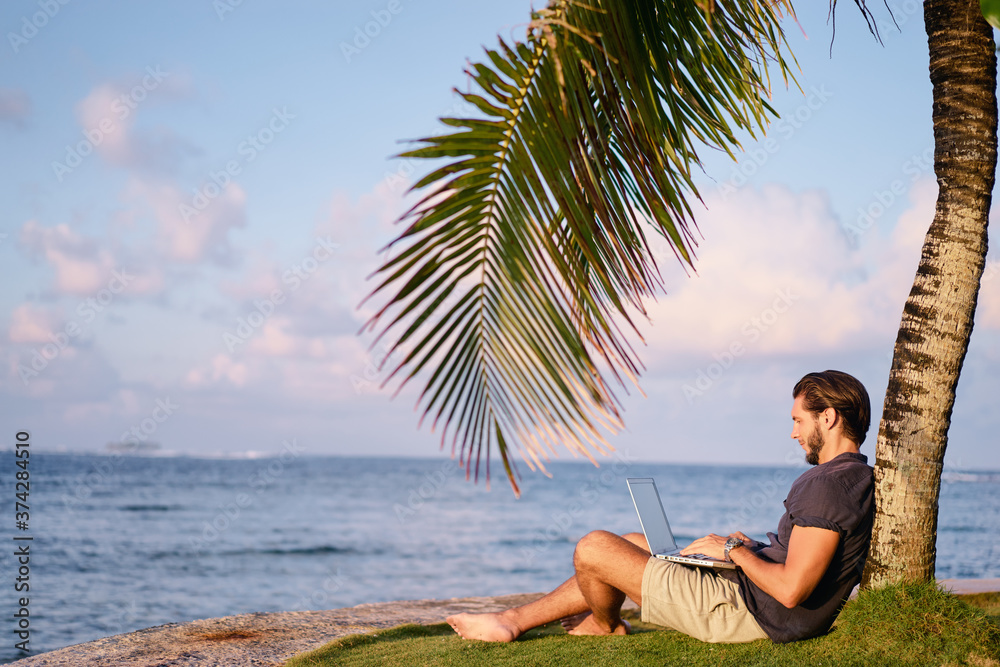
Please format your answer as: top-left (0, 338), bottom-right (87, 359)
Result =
top-left (627, 477), bottom-right (738, 570)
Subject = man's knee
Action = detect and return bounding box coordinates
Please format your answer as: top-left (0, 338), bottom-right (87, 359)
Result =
top-left (573, 530), bottom-right (618, 568)
top-left (622, 532), bottom-right (649, 551)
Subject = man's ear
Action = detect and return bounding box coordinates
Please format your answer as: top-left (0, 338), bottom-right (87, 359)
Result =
top-left (821, 407), bottom-right (839, 430)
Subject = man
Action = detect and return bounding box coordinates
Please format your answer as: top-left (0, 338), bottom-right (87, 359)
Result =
top-left (447, 370), bottom-right (875, 644)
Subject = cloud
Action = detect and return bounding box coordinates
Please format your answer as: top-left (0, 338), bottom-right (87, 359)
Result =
top-left (976, 256), bottom-right (1000, 330)
top-left (182, 181), bottom-right (408, 401)
top-left (59, 66), bottom-right (198, 183)
top-left (0, 88), bottom-right (31, 127)
top-left (637, 180), bottom-right (936, 369)
top-left (19, 220), bottom-right (117, 295)
top-left (185, 353), bottom-right (251, 387)
top-left (974, 207), bottom-right (1000, 331)
top-left (7, 304), bottom-right (61, 343)
top-left (315, 185), bottom-right (409, 313)
top-left (182, 333), bottom-right (375, 405)
top-left (0, 325), bottom-right (121, 400)
top-left (17, 219), bottom-right (164, 297)
top-left (72, 68), bottom-right (195, 174)
top-left (121, 176), bottom-right (247, 265)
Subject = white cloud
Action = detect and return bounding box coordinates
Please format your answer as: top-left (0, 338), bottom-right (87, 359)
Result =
top-left (185, 353), bottom-right (251, 387)
top-left (637, 180), bottom-right (936, 368)
top-left (73, 68), bottom-right (194, 173)
top-left (314, 185), bottom-right (408, 314)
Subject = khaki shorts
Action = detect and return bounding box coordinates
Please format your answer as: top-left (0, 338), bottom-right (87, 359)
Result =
top-left (640, 557), bottom-right (768, 643)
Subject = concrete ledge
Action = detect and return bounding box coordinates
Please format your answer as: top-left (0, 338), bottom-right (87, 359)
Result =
top-left (7, 593), bottom-right (548, 667)
top-left (939, 578), bottom-right (1000, 595)
top-left (8, 581), bottom-right (997, 666)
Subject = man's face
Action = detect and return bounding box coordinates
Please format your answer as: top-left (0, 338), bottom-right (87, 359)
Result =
top-left (791, 395), bottom-right (825, 466)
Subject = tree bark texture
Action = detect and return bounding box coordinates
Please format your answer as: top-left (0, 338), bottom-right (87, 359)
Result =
top-left (861, 0), bottom-right (997, 589)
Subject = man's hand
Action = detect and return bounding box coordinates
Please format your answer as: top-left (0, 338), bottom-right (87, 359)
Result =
top-left (680, 532), bottom-right (751, 560)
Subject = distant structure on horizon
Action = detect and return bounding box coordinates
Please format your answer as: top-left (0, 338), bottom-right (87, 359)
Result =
top-left (105, 441), bottom-right (161, 454)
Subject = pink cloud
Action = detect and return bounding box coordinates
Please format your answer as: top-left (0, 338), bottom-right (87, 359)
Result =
top-left (977, 259), bottom-right (1000, 330)
top-left (8, 304), bottom-right (61, 343)
top-left (122, 177), bottom-right (247, 265)
top-left (0, 88), bottom-right (31, 126)
top-left (70, 68), bottom-right (193, 174)
top-left (19, 220), bottom-right (116, 294)
top-left (18, 219), bottom-right (163, 297)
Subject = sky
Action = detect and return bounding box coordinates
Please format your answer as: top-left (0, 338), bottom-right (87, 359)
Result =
top-left (1, 1), bottom-right (998, 475)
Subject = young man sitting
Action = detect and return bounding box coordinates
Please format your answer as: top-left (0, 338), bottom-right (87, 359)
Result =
top-left (447, 370), bottom-right (875, 644)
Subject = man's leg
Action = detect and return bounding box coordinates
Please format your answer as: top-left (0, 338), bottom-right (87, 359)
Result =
top-left (563, 530), bottom-right (649, 636)
top-left (447, 531), bottom-right (650, 642)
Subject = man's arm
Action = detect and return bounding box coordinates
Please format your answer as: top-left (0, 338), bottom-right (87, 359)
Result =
top-left (681, 525), bottom-right (839, 609)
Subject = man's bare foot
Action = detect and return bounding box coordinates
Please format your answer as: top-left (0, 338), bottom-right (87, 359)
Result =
top-left (446, 611), bottom-right (521, 642)
top-left (561, 611), bottom-right (631, 637)
top-left (560, 611), bottom-right (591, 633)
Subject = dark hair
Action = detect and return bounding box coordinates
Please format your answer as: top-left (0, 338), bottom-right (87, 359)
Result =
top-left (793, 370), bottom-right (871, 445)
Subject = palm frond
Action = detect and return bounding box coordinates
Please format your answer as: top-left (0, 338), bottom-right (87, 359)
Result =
top-left (362, 0), bottom-right (797, 495)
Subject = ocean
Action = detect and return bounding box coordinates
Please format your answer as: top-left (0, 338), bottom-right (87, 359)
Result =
top-left (1, 451), bottom-right (998, 663)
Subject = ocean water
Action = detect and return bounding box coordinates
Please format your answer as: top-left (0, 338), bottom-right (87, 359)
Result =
top-left (1, 451), bottom-right (998, 663)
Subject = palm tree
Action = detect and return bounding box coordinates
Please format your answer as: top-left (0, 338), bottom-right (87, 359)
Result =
top-left (361, 0), bottom-right (797, 495)
top-left (362, 0), bottom-right (998, 587)
top-left (860, 0), bottom-right (997, 588)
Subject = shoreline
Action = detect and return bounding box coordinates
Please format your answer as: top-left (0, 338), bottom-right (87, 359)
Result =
top-left (6, 579), bottom-right (996, 667)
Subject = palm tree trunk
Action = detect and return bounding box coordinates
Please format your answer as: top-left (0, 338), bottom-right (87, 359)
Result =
top-left (861, 0), bottom-right (997, 588)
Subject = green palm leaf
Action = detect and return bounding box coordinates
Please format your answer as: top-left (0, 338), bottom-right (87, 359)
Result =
top-left (362, 0), bottom-right (797, 495)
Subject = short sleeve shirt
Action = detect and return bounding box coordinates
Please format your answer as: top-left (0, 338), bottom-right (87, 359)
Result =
top-left (720, 452), bottom-right (874, 643)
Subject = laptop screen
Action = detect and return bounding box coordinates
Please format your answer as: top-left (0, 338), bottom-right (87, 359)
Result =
top-left (627, 478), bottom-right (678, 555)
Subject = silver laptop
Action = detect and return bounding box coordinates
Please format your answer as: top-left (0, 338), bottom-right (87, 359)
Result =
top-left (627, 477), bottom-right (737, 570)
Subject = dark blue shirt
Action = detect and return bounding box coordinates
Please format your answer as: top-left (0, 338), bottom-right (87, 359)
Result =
top-left (721, 452), bottom-right (875, 643)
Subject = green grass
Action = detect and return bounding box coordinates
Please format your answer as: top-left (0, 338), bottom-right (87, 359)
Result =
top-left (285, 583), bottom-right (1000, 667)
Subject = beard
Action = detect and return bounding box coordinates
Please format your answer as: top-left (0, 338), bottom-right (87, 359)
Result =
top-left (805, 426), bottom-right (825, 466)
